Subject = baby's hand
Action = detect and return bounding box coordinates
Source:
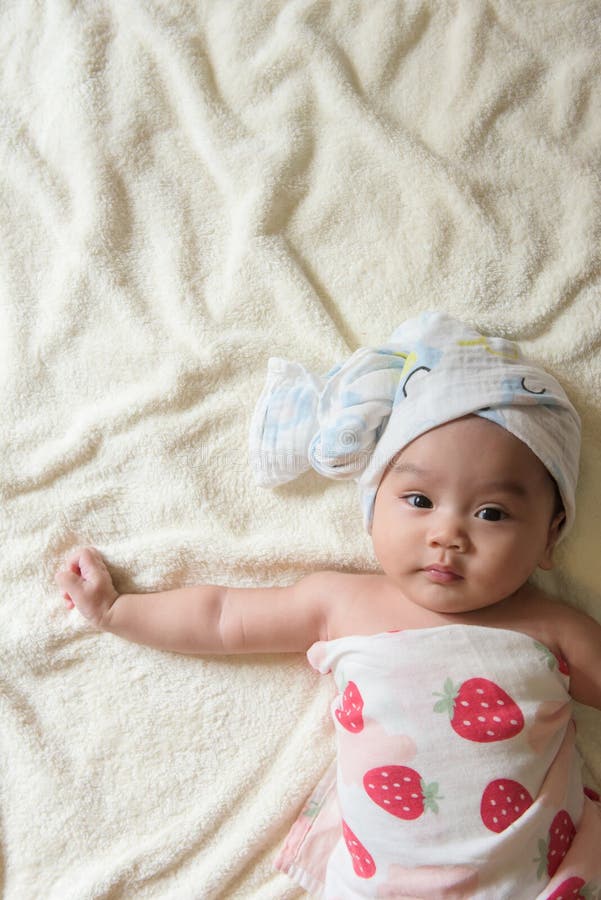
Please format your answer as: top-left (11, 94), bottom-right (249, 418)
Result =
top-left (55, 547), bottom-right (119, 627)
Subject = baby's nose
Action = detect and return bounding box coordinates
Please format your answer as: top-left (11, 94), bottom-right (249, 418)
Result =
top-left (427, 513), bottom-right (469, 551)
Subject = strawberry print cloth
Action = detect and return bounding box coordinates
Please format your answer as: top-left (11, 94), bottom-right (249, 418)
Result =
top-left (275, 625), bottom-right (601, 898)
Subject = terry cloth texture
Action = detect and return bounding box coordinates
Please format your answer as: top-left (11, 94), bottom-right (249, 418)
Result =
top-left (1, 2), bottom-right (600, 898)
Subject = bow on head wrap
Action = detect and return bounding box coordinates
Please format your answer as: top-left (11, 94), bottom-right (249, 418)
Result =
top-left (249, 311), bottom-right (581, 537)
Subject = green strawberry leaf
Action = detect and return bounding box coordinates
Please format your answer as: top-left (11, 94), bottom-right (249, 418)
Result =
top-left (533, 640), bottom-right (555, 670)
top-left (421, 779), bottom-right (443, 814)
top-left (432, 678), bottom-right (457, 717)
top-left (533, 837), bottom-right (548, 879)
top-left (303, 799), bottom-right (322, 819)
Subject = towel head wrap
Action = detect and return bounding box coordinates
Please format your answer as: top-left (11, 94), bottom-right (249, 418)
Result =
top-left (249, 311), bottom-right (581, 537)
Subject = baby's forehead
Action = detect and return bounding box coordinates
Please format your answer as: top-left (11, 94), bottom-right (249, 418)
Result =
top-left (385, 415), bottom-right (551, 483)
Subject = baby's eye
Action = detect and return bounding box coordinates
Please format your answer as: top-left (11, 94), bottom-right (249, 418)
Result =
top-left (476, 507), bottom-right (507, 522)
top-left (405, 493), bottom-right (433, 509)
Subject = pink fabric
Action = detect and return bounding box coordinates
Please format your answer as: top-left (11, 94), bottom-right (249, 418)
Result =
top-left (275, 626), bottom-right (601, 898)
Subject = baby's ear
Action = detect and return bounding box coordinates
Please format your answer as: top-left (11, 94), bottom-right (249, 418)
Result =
top-left (538, 511), bottom-right (566, 571)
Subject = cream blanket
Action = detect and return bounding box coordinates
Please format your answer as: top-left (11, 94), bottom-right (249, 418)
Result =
top-left (2, 2), bottom-right (600, 898)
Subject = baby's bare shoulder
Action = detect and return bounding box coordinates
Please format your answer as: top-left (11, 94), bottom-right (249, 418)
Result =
top-left (297, 568), bottom-right (382, 614)
top-left (298, 571), bottom-right (392, 640)
top-left (298, 570), bottom-right (383, 602)
top-left (514, 582), bottom-right (599, 653)
top-left (521, 582), bottom-right (590, 623)
top-left (480, 585), bottom-right (601, 710)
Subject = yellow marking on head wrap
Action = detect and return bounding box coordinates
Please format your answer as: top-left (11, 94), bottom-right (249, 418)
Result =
top-left (400, 350), bottom-right (417, 376)
top-left (458, 337), bottom-right (519, 361)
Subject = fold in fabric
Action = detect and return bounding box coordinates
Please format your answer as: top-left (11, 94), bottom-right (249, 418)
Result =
top-left (249, 312), bottom-right (581, 535)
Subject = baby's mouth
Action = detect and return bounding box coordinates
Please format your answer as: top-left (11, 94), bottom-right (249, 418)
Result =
top-left (422, 565), bottom-right (463, 584)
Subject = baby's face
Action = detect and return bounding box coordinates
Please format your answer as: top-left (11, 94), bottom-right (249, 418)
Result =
top-left (371, 415), bottom-right (564, 616)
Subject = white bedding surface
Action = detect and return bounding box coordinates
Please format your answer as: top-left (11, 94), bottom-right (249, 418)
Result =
top-left (2, 2), bottom-right (600, 897)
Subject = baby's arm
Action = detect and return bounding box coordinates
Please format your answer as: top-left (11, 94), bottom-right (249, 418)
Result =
top-left (557, 604), bottom-right (601, 711)
top-left (55, 547), bottom-right (333, 654)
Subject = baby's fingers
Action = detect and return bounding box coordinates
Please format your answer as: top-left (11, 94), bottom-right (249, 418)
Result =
top-left (76, 547), bottom-right (108, 584)
top-left (63, 547), bottom-right (102, 583)
top-left (55, 568), bottom-right (83, 597)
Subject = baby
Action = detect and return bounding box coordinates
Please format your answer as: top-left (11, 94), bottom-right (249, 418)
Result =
top-left (56, 313), bottom-right (601, 898)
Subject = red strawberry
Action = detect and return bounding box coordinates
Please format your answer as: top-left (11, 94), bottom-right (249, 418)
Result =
top-left (363, 765), bottom-right (442, 820)
top-left (534, 810), bottom-right (576, 878)
top-left (335, 681), bottom-right (364, 733)
top-left (557, 656), bottom-right (570, 676)
top-left (480, 779), bottom-right (533, 832)
top-left (583, 785), bottom-right (600, 803)
top-left (546, 877), bottom-right (591, 900)
top-left (433, 677), bottom-right (524, 742)
top-left (342, 821), bottom-right (376, 878)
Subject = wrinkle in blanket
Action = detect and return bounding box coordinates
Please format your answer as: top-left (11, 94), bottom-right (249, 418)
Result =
top-left (2, 1), bottom-right (601, 898)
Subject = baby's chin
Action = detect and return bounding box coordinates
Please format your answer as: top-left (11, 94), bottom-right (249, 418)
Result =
top-left (402, 583), bottom-right (503, 618)
top-left (382, 571), bottom-right (507, 619)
